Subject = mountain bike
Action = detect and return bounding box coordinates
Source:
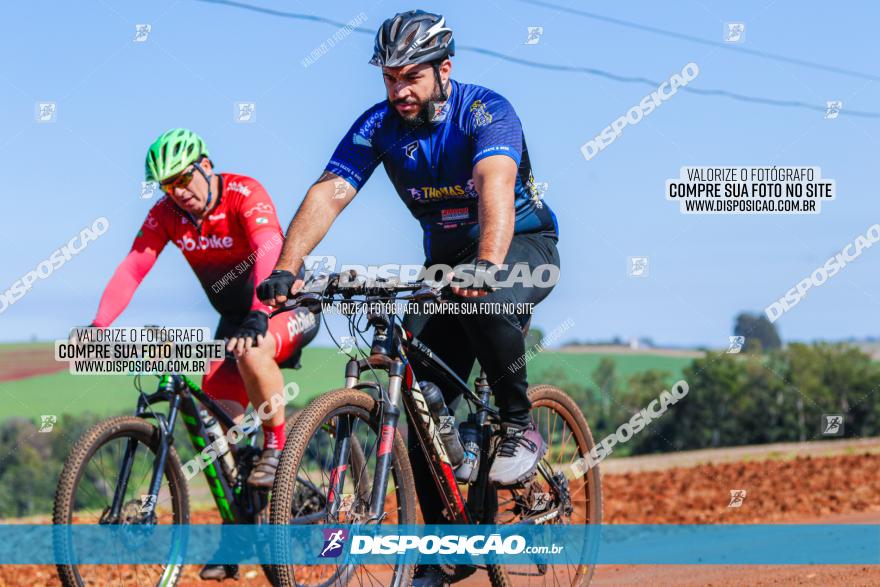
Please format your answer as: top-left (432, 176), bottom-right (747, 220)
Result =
top-left (52, 363), bottom-right (346, 586)
top-left (269, 272), bottom-right (603, 586)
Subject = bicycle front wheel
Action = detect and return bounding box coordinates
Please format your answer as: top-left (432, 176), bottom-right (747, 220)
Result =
top-left (270, 388), bottom-right (416, 587)
top-left (53, 416), bottom-right (190, 587)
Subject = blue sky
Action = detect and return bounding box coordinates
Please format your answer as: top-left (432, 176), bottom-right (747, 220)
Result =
top-left (0, 0), bottom-right (877, 348)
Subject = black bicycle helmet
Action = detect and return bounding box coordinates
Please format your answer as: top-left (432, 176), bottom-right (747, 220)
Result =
top-left (370, 10), bottom-right (455, 68)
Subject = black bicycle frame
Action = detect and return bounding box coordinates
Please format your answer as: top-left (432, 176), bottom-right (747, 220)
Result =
top-left (327, 309), bottom-right (500, 525)
top-left (107, 373), bottom-right (254, 524)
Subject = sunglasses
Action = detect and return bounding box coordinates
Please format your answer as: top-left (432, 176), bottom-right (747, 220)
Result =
top-left (160, 166), bottom-right (197, 194)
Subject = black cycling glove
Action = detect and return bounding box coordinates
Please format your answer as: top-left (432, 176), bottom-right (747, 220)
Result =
top-left (452, 258), bottom-right (500, 293)
top-left (257, 269), bottom-right (296, 303)
top-left (231, 310), bottom-right (269, 345)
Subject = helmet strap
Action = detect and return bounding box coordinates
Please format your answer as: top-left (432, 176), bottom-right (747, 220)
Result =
top-left (433, 61), bottom-right (449, 102)
top-left (426, 61), bottom-right (449, 121)
top-left (193, 156), bottom-right (214, 212)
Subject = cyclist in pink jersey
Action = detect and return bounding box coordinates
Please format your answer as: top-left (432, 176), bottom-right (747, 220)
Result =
top-left (90, 129), bottom-right (318, 494)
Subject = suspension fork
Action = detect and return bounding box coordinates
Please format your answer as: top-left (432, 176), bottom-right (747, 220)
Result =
top-left (367, 360), bottom-right (404, 520)
top-left (321, 360), bottom-right (364, 520)
top-left (108, 392), bottom-right (180, 522)
top-left (108, 439), bottom-right (140, 521)
top-left (468, 371), bottom-right (496, 522)
top-left (144, 393), bottom-right (180, 520)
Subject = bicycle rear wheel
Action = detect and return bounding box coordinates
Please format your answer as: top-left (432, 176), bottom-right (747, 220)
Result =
top-left (270, 389), bottom-right (416, 587)
top-left (53, 416), bottom-right (190, 587)
top-left (488, 384), bottom-right (603, 587)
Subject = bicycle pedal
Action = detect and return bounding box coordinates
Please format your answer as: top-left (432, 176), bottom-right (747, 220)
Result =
top-left (495, 471), bottom-right (538, 489)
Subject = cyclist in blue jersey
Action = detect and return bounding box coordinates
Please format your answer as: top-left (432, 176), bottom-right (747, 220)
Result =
top-left (259, 10), bottom-right (561, 573)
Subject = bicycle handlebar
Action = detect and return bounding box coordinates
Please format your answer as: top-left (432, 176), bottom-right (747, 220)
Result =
top-left (269, 271), bottom-right (444, 318)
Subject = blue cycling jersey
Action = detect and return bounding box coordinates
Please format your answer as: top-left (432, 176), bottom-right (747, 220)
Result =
top-left (325, 79), bottom-right (558, 264)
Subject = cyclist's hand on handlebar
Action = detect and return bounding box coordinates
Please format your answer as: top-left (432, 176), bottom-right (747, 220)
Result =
top-left (257, 269), bottom-right (303, 306)
top-left (227, 310), bottom-right (269, 358)
top-left (449, 259), bottom-right (500, 298)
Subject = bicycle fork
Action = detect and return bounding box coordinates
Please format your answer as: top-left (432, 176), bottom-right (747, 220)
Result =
top-left (106, 392), bottom-right (181, 523)
top-left (327, 362), bottom-right (404, 523)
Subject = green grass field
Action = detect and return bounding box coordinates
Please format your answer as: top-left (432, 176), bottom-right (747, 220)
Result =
top-left (0, 343), bottom-right (691, 422)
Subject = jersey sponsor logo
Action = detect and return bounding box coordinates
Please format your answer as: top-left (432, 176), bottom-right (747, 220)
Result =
top-left (175, 235), bottom-right (234, 251)
top-left (255, 217), bottom-right (268, 224)
top-left (226, 181), bottom-right (252, 197)
top-left (286, 310), bottom-right (317, 341)
top-left (243, 202), bottom-right (273, 218)
top-left (441, 207), bottom-right (470, 222)
top-left (144, 214), bottom-right (159, 231)
top-left (469, 100), bottom-right (493, 127)
top-left (207, 212), bottom-right (226, 221)
top-left (407, 179), bottom-right (478, 202)
top-left (354, 109), bottom-right (384, 147)
top-left (404, 141), bottom-right (419, 160)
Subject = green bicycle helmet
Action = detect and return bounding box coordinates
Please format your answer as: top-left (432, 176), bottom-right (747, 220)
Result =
top-left (145, 128), bottom-right (209, 182)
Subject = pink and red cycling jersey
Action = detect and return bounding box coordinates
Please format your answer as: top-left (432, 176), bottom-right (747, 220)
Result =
top-left (93, 174), bottom-right (282, 325)
top-left (92, 174), bottom-right (318, 408)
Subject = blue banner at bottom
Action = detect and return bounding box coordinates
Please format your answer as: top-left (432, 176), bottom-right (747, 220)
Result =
top-left (3, 524), bottom-right (880, 565)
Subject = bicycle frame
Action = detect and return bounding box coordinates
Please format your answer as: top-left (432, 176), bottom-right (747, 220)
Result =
top-left (328, 308), bottom-right (501, 525)
top-left (106, 373), bottom-right (262, 524)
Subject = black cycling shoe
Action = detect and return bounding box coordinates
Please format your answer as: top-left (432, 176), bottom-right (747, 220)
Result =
top-left (247, 448), bottom-right (281, 488)
top-left (199, 563), bottom-right (239, 581)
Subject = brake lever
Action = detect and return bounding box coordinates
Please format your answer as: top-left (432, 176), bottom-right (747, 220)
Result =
top-left (406, 284), bottom-right (444, 302)
top-left (269, 292), bottom-right (324, 317)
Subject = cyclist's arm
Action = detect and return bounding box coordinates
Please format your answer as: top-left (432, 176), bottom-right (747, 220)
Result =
top-left (233, 179), bottom-right (286, 314)
top-left (474, 155), bottom-right (516, 265)
top-left (275, 171), bottom-right (356, 274)
top-left (92, 210), bottom-right (169, 327)
top-left (92, 243), bottom-right (163, 327)
top-left (470, 92), bottom-right (523, 265)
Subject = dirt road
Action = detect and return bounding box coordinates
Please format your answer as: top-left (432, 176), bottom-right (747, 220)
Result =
top-left (9, 440), bottom-right (880, 586)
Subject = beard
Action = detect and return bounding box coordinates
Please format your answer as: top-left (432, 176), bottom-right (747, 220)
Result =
top-left (392, 86), bottom-right (445, 128)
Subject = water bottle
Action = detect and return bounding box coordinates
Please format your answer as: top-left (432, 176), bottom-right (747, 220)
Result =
top-left (454, 418), bottom-right (481, 483)
top-left (201, 410), bottom-right (237, 478)
top-left (420, 381), bottom-right (464, 466)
